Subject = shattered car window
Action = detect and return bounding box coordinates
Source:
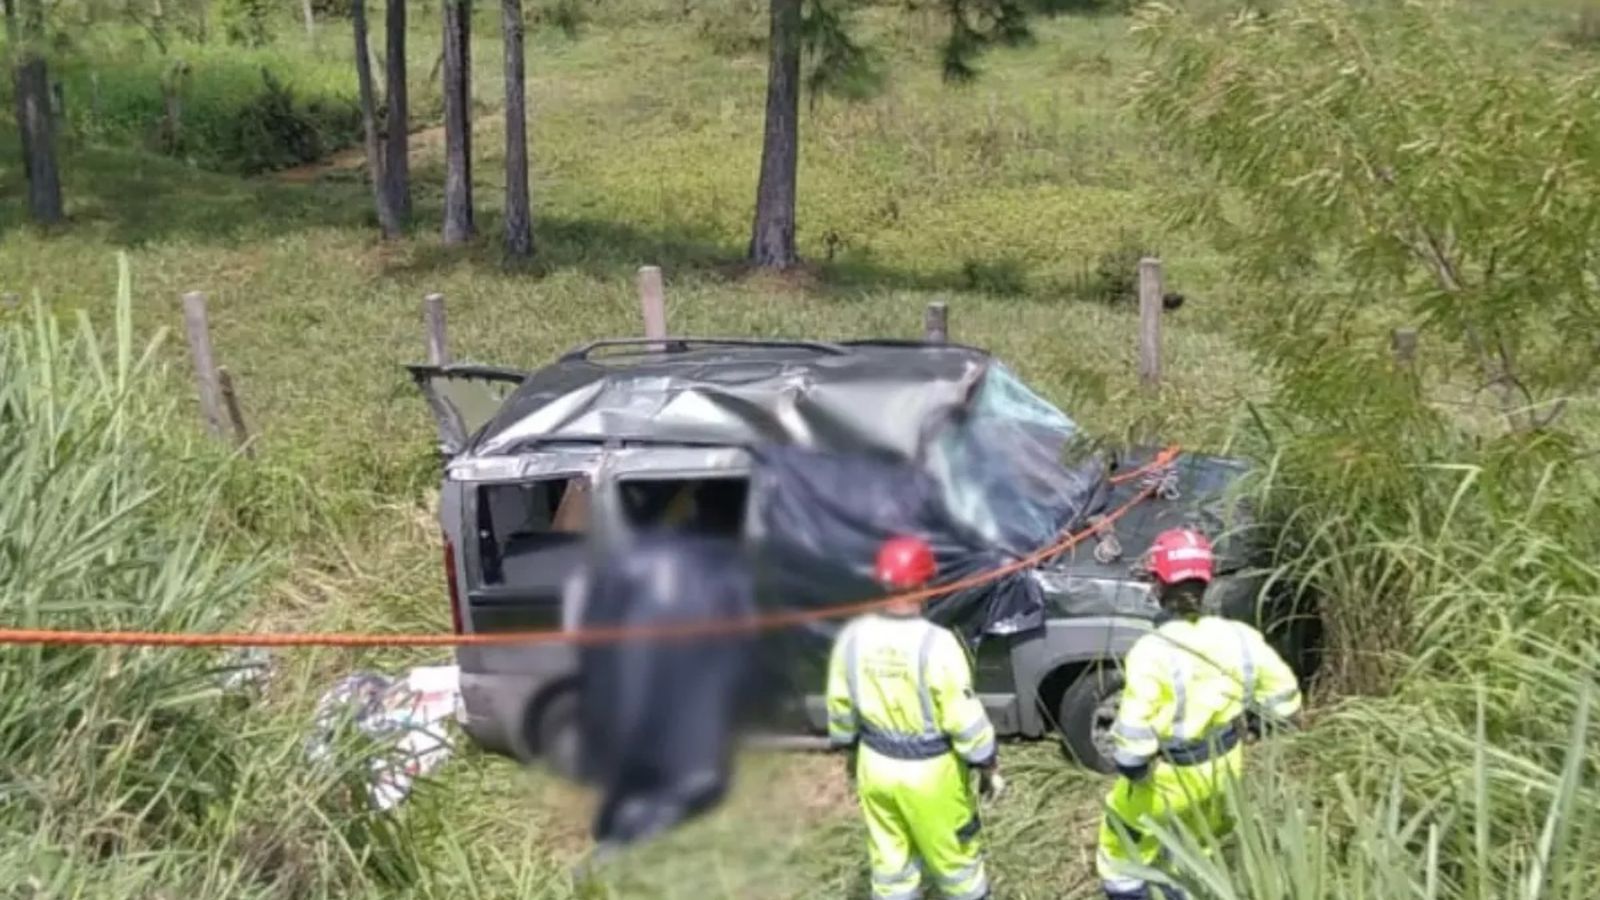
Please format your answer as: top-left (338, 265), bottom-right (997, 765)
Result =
top-left (925, 364), bottom-right (1105, 554)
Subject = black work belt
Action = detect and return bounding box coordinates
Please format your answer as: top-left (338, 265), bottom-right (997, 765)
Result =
top-left (860, 727), bottom-right (952, 761)
top-left (1161, 720), bottom-right (1242, 766)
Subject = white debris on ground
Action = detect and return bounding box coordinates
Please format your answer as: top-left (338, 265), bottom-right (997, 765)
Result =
top-left (214, 646), bottom-right (276, 694)
top-left (304, 664), bottom-right (464, 811)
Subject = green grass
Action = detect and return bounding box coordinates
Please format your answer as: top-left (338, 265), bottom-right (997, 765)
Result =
top-left (1, 0), bottom-right (1596, 897)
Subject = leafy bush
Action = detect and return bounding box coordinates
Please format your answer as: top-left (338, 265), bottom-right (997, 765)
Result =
top-left (1068, 233), bottom-right (1150, 305)
top-left (219, 0), bottom-right (275, 47)
top-left (311, 0), bottom-right (356, 19)
top-left (533, 0), bottom-right (591, 38)
top-left (221, 68), bottom-right (361, 173)
top-left (960, 257), bottom-right (1030, 295)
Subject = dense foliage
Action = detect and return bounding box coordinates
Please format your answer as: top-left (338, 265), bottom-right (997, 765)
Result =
top-left (1133, 0), bottom-right (1600, 432)
top-left (1131, 2), bottom-right (1600, 896)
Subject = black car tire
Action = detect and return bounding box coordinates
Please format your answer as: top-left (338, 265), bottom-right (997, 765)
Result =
top-left (528, 688), bottom-right (585, 782)
top-left (1056, 666), bottom-right (1124, 774)
top-left (1285, 612), bottom-right (1325, 682)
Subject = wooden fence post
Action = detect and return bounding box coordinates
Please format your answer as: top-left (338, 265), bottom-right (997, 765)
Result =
top-left (1391, 327), bottom-right (1421, 398)
top-left (637, 265), bottom-right (667, 348)
top-left (924, 301), bottom-right (949, 343)
top-left (1137, 257), bottom-right (1164, 390)
top-left (181, 291), bottom-right (229, 439)
top-left (1391, 327), bottom-right (1418, 366)
top-left (424, 293), bottom-right (451, 366)
top-left (160, 60), bottom-right (188, 154)
top-left (217, 366), bottom-right (255, 458)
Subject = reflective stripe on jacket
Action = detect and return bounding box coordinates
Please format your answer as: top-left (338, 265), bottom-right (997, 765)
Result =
top-left (825, 613), bottom-right (997, 767)
top-left (1111, 614), bottom-right (1302, 769)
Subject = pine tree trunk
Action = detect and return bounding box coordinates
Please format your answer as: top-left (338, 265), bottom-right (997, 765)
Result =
top-left (13, 66), bottom-right (33, 182)
top-left (748, 0), bottom-right (802, 269)
top-left (353, 0), bottom-right (398, 238)
top-left (161, 76), bottom-right (182, 152)
top-left (4, 0), bottom-right (30, 187)
top-left (383, 0), bottom-right (411, 225)
top-left (442, 0), bottom-right (475, 244)
top-left (10, 0), bottom-right (61, 225)
top-left (301, 0), bottom-right (315, 39)
top-left (502, 0), bottom-right (532, 260)
top-left (17, 55), bottom-right (63, 225)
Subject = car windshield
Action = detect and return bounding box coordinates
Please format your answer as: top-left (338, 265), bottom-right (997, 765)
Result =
top-left (924, 364), bottom-right (1101, 552)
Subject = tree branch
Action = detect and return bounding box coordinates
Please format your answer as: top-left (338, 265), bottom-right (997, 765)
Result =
top-left (1356, 110), bottom-right (1543, 434)
top-left (1531, 398), bottom-right (1568, 431)
top-left (1410, 226), bottom-right (1535, 431)
top-left (127, 11), bottom-right (171, 55)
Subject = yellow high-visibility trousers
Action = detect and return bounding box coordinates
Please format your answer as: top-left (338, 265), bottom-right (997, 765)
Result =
top-left (856, 747), bottom-right (990, 900)
top-left (1094, 746), bottom-right (1244, 898)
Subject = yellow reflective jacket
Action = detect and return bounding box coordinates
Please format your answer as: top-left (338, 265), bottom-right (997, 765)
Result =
top-left (1110, 614), bottom-right (1302, 768)
top-left (825, 613), bottom-right (997, 766)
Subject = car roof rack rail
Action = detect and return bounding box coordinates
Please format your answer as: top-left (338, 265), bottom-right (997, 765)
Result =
top-left (559, 336), bottom-right (851, 362)
top-left (837, 338), bottom-right (992, 355)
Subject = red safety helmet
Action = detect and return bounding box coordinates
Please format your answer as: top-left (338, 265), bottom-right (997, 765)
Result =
top-left (875, 536), bottom-right (937, 589)
top-left (1146, 528), bottom-right (1215, 585)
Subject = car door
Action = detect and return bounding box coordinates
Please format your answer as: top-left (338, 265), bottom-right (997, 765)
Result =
top-left (405, 363), bottom-right (529, 458)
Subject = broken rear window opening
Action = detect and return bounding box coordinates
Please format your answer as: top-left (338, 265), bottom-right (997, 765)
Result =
top-left (476, 476), bottom-right (591, 585)
top-left (618, 477), bottom-right (750, 538)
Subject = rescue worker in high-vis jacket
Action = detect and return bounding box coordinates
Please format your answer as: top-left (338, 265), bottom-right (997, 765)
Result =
top-left (1096, 527), bottom-right (1303, 900)
top-left (827, 536), bottom-right (999, 900)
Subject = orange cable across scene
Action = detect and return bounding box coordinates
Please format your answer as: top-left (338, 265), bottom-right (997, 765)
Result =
top-left (0, 447), bottom-right (1181, 648)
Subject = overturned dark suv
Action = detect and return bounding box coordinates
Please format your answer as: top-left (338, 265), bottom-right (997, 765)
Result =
top-left (410, 337), bottom-right (1318, 776)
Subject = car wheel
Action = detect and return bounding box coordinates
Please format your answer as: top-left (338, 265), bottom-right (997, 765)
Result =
top-left (1287, 611), bottom-right (1325, 682)
top-left (528, 689), bottom-right (585, 782)
top-left (1056, 667), bottom-right (1124, 774)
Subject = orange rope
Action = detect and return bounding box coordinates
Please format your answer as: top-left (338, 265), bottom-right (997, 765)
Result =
top-left (0, 448), bottom-right (1180, 648)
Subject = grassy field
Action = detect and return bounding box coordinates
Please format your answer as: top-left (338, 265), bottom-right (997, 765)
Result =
top-left (2, 0), bottom-right (1597, 897)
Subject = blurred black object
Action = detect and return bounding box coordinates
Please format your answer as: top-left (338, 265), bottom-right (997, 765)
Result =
top-left (752, 444), bottom-right (1103, 642)
top-left (575, 533), bottom-right (757, 848)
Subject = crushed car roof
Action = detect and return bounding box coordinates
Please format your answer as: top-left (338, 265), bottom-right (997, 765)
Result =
top-left (467, 339), bottom-right (1003, 460)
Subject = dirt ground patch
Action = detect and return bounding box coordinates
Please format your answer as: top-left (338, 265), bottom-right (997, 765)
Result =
top-left (273, 123), bottom-right (452, 184)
